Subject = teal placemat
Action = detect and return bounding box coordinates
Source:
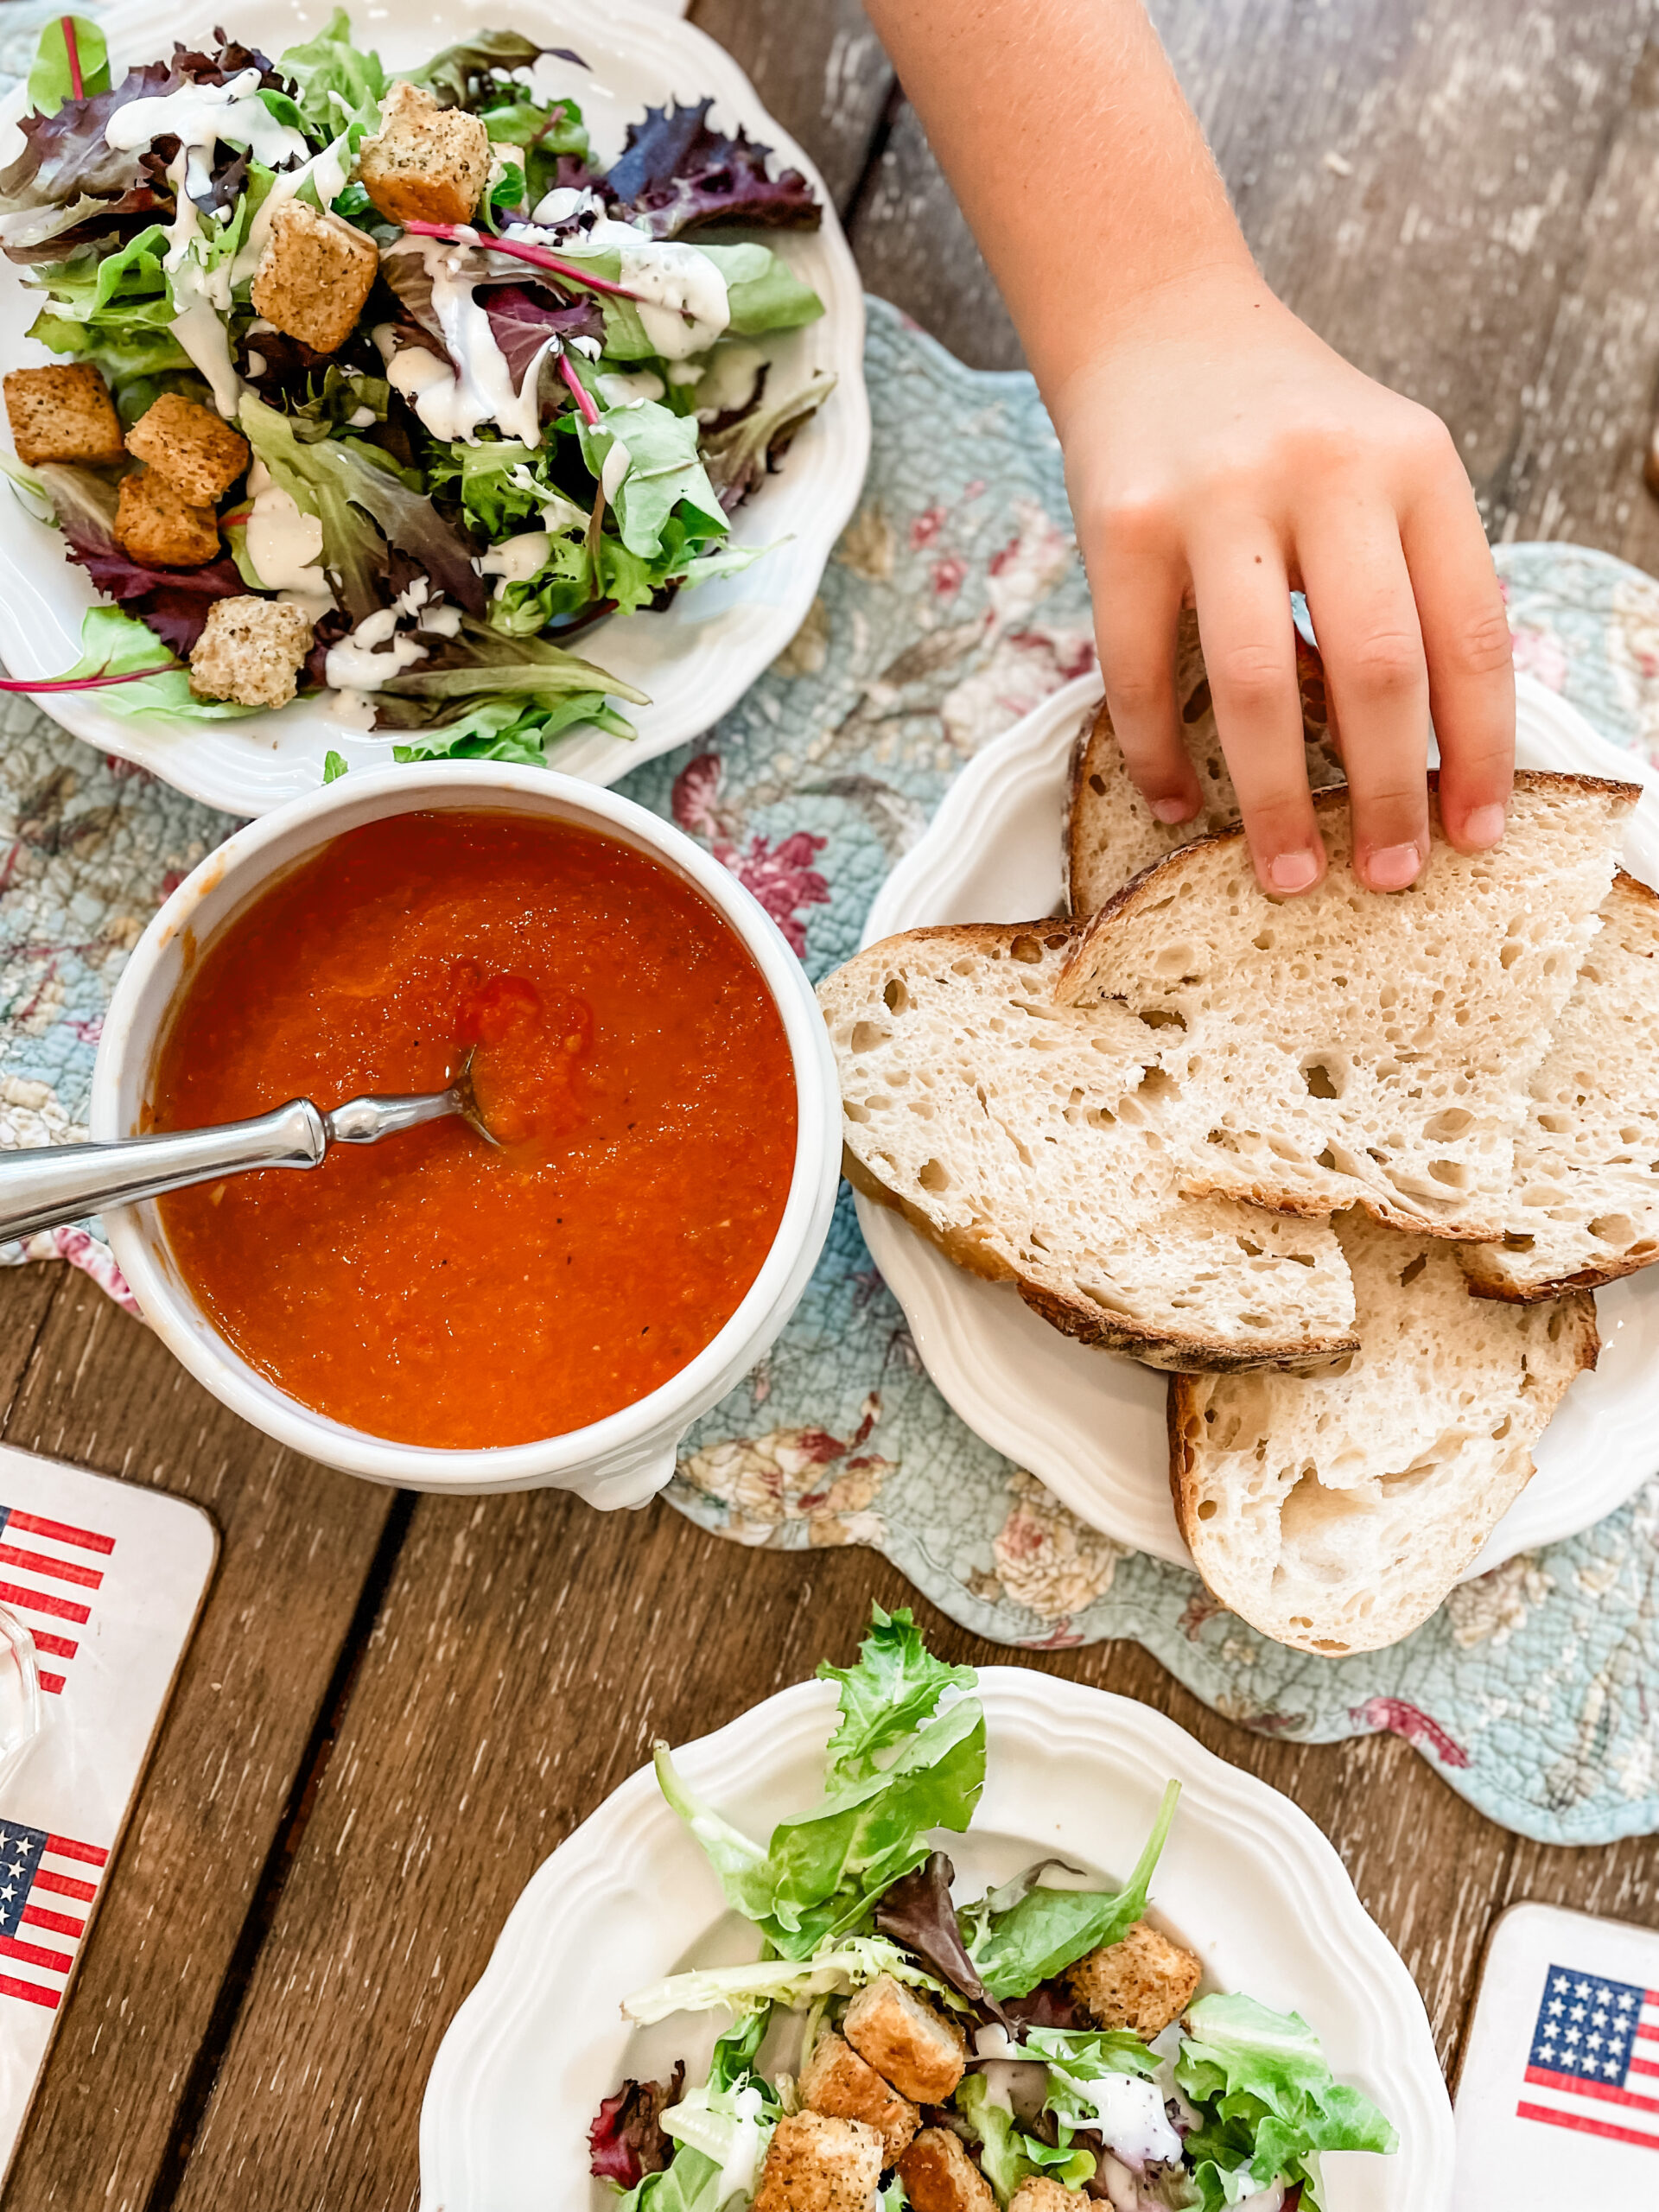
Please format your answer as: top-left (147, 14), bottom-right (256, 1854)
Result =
top-left (3, 285), bottom-right (1659, 1842)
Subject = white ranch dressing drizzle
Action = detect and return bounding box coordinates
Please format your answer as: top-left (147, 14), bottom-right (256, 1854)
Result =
top-left (1065, 2069), bottom-right (1183, 2172)
top-left (105, 69), bottom-right (308, 200)
top-left (328, 688), bottom-right (376, 732)
top-left (710, 2085), bottom-right (766, 2207)
top-left (157, 152), bottom-right (243, 417)
top-left (694, 341), bottom-right (765, 420)
top-left (480, 530), bottom-right (551, 589)
top-left (380, 237), bottom-right (558, 445)
top-left (530, 183), bottom-right (603, 228)
top-left (582, 218), bottom-right (730, 359)
top-left (229, 132), bottom-right (352, 287)
top-left (600, 438), bottom-right (632, 502)
top-left (323, 576), bottom-right (451, 693)
top-left (242, 460), bottom-right (331, 614)
top-left (598, 367), bottom-right (665, 406)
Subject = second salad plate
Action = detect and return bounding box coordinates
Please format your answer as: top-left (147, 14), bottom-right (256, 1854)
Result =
top-left (418, 1664), bottom-right (1453, 2209)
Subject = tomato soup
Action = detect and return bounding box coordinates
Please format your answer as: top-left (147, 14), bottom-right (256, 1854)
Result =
top-left (150, 811), bottom-right (798, 1448)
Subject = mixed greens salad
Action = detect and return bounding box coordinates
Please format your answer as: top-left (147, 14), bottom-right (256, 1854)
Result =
top-left (0, 11), bottom-right (834, 761)
top-left (593, 1610), bottom-right (1396, 2212)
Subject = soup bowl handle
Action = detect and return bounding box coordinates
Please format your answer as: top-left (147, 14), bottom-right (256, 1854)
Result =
top-left (567, 1440), bottom-right (683, 1512)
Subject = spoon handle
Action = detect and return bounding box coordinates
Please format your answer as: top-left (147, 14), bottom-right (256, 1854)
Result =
top-left (0, 1100), bottom-right (327, 1245)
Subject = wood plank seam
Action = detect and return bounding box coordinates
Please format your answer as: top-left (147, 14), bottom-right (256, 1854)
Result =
top-left (137, 1486), bottom-right (419, 2212)
top-left (0, 1272), bottom-right (68, 1441)
top-left (839, 75), bottom-right (907, 228)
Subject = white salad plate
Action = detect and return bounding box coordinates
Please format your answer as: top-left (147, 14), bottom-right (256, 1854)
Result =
top-left (418, 1669), bottom-right (1454, 2210)
top-left (856, 670), bottom-right (1659, 1573)
top-left (0, 0), bottom-right (870, 813)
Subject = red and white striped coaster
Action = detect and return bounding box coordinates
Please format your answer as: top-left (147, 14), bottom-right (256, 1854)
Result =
top-left (0, 1444), bottom-right (213, 2178)
top-left (1455, 1900), bottom-right (1659, 2200)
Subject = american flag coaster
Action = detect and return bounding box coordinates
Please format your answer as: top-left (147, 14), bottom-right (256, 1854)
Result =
top-left (1454, 1899), bottom-right (1659, 2199)
top-left (0, 1442), bottom-right (214, 2183)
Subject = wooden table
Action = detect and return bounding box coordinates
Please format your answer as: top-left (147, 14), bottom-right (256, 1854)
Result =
top-left (3, 3), bottom-right (1659, 2202)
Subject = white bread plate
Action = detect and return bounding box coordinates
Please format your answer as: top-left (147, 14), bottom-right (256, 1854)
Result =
top-left (855, 670), bottom-right (1659, 1573)
top-left (0, 0), bottom-right (869, 813)
top-left (418, 1669), bottom-right (1453, 2210)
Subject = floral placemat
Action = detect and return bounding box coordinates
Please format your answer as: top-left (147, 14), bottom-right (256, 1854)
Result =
top-left (4, 294), bottom-right (1659, 1844)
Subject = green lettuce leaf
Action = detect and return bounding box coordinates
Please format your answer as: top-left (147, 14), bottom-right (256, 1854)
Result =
top-left (956, 2073), bottom-right (1096, 2205)
top-left (576, 399), bottom-right (723, 560)
top-left (963, 1782), bottom-right (1181, 1999)
top-left (27, 16), bottom-right (111, 115)
top-left (621, 1935), bottom-right (953, 2028)
top-left (613, 2145), bottom-right (725, 2212)
top-left (702, 371), bottom-right (835, 508)
top-left (240, 393), bottom-right (484, 621)
top-left (649, 1604), bottom-right (983, 1965)
top-left (817, 1605), bottom-right (978, 1786)
top-left (698, 243), bottom-right (825, 335)
top-left (35, 605), bottom-right (256, 721)
top-left (276, 8), bottom-right (387, 143)
top-left (555, 239), bottom-right (821, 360)
top-left (27, 223), bottom-right (188, 381)
top-left (1176, 1993), bottom-right (1396, 2210)
top-left (1024, 2024), bottom-right (1162, 2088)
top-left (388, 695), bottom-right (633, 763)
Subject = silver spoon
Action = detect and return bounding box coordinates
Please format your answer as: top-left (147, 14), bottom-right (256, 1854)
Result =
top-left (0, 1052), bottom-right (499, 1246)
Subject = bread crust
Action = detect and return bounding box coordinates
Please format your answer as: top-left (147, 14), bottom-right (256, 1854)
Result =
top-left (842, 1141), bottom-right (1360, 1376)
top-left (1461, 868), bottom-right (1659, 1300)
top-left (1061, 770), bottom-right (1642, 1001)
top-left (1064, 626), bottom-right (1342, 919)
top-left (1166, 1287), bottom-right (1600, 1653)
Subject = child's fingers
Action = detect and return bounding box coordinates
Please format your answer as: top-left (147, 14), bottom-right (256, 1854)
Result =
top-left (1093, 560), bottom-right (1201, 823)
top-left (1297, 507), bottom-right (1433, 892)
top-left (1400, 474), bottom-right (1515, 852)
top-left (1190, 537), bottom-right (1325, 893)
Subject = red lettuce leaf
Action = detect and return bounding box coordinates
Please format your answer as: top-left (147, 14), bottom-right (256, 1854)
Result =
top-left (875, 1852), bottom-right (1012, 2030)
top-left (587, 2062), bottom-right (683, 2188)
top-left (0, 39), bottom-right (291, 263)
top-left (125, 582), bottom-right (240, 655)
top-left (482, 283), bottom-right (604, 390)
top-left (604, 99), bottom-right (819, 238)
top-left (1001, 1980), bottom-right (1090, 2033)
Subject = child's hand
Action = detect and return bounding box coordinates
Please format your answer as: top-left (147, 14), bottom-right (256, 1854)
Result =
top-left (1051, 264), bottom-right (1514, 894)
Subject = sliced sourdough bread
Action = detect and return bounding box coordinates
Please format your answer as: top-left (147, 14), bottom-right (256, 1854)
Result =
top-left (1461, 869), bottom-right (1659, 1300)
top-left (1055, 772), bottom-right (1637, 1243)
top-left (1169, 1211), bottom-right (1599, 1655)
top-left (818, 923), bottom-right (1358, 1372)
top-left (1065, 613), bottom-right (1344, 914)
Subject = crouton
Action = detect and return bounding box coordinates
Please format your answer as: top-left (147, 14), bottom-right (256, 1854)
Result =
top-left (125, 394), bottom-right (249, 505)
top-left (842, 1976), bottom-right (967, 2105)
top-left (1065, 1920), bottom-right (1202, 2040)
top-left (115, 471), bottom-right (221, 569)
top-left (188, 597), bottom-right (315, 709)
top-left (751, 2111), bottom-right (883, 2212)
top-left (897, 2126), bottom-right (995, 2212)
top-left (358, 80), bottom-right (491, 226)
top-left (799, 2032), bottom-right (919, 2164)
top-left (1009, 2183), bottom-right (1083, 2212)
top-left (4, 362), bottom-right (124, 466)
top-left (250, 201), bottom-right (379, 354)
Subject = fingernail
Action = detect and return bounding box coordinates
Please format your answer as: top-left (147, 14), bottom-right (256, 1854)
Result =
top-left (1464, 804), bottom-right (1506, 849)
top-left (1268, 849), bottom-right (1320, 893)
top-left (1151, 797), bottom-right (1196, 824)
top-left (1369, 842), bottom-right (1421, 891)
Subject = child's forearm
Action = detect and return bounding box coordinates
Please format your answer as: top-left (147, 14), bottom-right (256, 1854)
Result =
top-left (861, 0), bottom-right (1252, 402)
top-left (860, 0), bottom-right (1515, 899)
